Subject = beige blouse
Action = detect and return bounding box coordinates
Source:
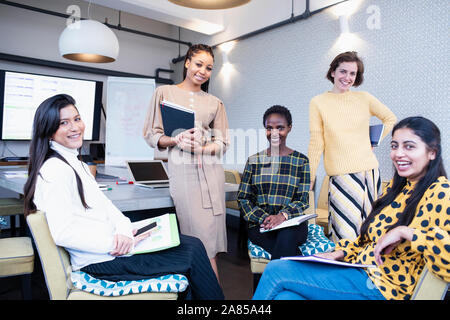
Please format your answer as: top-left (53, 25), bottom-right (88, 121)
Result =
top-left (143, 84), bottom-right (229, 216)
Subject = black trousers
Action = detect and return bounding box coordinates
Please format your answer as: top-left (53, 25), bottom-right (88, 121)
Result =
top-left (81, 235), bottom-right (224, 300)
top-left (248, 222), bottom-right (308, 260)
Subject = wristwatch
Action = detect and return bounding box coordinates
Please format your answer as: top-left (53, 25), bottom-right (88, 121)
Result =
top-left (281, 212), bottom-right (288, 220)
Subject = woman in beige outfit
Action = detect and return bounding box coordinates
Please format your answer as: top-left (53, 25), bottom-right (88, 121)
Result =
top-left (143, 44), bottom-right (229, 280)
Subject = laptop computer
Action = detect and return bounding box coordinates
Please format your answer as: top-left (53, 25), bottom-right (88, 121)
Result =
top-left (126, 160), bottom-right (170, 188)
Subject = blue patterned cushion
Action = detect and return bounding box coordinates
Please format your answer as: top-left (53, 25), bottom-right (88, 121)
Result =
top-left (299, 223), bottom-right (335, 255)
top-left (248, 224), bottom-right (335, 260)
top-left (71, 271), bottom-right (188, 296)
top-left (248, 240), bottom-right (271, 260)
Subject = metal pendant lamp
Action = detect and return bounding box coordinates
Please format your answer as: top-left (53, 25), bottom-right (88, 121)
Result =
top-left (59, 19), bottom-right (119, 63)
top-left (168, 0), bottom-right (250, 10)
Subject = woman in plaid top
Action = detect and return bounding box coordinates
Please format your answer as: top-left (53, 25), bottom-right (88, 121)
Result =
top-left (237, 105), bottom-right (311, 259)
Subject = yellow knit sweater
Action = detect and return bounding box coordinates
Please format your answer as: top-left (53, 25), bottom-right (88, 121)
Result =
top-left (308, 90), bottom-right (397, 185)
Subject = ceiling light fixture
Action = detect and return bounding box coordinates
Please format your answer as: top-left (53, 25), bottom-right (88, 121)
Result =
top-left (168, 0), bottom-right (251, 10)
top-left (59, 19), bottom-right (119, 63)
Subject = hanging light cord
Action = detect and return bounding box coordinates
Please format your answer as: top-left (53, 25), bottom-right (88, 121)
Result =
top-left (178, 27), bottom-right (181, 57)
top-left (87, 0), bottom-right (92, 19)
top-left (291, 0), bottom-right (294, 19)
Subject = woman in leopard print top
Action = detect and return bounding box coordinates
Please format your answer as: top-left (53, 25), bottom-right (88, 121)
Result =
top-left (253, 116), bottom-right (449, 300)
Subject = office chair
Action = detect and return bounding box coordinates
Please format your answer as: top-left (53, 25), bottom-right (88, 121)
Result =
top-left (27, 210), bottom-right (182, 300)
top-left (411, 266), bottom-right (449, 300)
top-left (315, 176), bottom-right (330, 235)
top-left (0, 223), bottom-right (34, 299)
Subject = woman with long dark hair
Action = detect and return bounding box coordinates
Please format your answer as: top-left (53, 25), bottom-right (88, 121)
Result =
top-left (24, 94), bottom-right (224, 300)
top-left (143, 44), bottom-right (229, 280)
top-left (253, 116), bottom-right (449, 300)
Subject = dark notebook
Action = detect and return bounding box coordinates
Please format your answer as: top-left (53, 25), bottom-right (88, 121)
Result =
top-left (370, 124), bottom-right (385, 147)
top-left (160, 100), bottom-right (195, 137)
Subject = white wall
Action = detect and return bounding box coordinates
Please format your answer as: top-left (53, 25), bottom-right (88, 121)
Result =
top-left (189, 0), bottom-right (450, 194)
top-left (208, 0), bottom-right (306, 45)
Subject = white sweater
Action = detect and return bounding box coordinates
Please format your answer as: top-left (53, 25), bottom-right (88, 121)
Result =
top-left (33, 141), bottom-right (133, 270)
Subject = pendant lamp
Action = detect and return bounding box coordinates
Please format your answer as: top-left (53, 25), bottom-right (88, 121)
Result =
top-left (168, 0), bottom-right (250, 10)
top-left (59, 19), bottom-right (119, 63)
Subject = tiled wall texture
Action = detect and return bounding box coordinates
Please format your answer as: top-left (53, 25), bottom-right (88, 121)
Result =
top-left (207, 0), bottom-right (449, 186)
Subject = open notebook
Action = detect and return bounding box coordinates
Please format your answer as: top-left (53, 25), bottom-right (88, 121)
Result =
top-left (126, 213), bottom-right (180, 255)
top-left (126, 160), bottom-right (169, 188)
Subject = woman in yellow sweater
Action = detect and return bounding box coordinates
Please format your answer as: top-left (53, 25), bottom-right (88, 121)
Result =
top-left (308, 51), bottom-right (397, 242)
top-left (253, 116), bottom-right (449, 300)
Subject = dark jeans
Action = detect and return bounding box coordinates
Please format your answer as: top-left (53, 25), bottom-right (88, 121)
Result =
top-left (81, 234), bottom-right (224, 300)
top-left (248, 222), bottom-right (308, 260)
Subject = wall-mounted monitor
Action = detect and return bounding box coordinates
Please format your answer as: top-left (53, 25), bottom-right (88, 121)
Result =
top-left (0, 70), bottom-right (102, 141)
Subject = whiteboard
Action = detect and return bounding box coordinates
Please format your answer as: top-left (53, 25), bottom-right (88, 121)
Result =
top-left (105, 77), bottom-right (155, 166)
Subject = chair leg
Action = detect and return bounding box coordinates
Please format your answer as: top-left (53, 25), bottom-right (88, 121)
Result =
top-left (10, 215), bottom-right (16, 236)
top-left (19, 215), bottom-right (27, 237)
top-left (253, 273), bottom-right (262, 294)
top-left (21, 274), bottom-right (32, 300)
top-left (237, 214), bottom-right (248, 254)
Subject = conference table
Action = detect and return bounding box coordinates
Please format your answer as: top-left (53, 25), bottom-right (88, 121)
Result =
top-left (0, 164), bottom-right (239, 213)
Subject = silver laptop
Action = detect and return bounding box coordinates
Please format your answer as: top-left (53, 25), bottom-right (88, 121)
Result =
top-left (125, 160), bottom-right (170, 188)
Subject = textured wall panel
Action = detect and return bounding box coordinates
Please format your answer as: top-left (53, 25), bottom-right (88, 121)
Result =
top-left (209, 0), bottom-right (449, 185)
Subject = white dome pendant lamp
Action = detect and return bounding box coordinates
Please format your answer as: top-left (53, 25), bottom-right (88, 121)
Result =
top-left (59, 19), bottom-right (119, 63)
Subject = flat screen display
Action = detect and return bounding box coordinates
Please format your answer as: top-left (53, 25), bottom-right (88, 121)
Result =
top-left (0, 70), bottom-right (102, 140)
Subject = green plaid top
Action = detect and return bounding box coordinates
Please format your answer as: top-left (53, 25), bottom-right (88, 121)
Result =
top-left (237, 150), bottom-right (310, 228)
